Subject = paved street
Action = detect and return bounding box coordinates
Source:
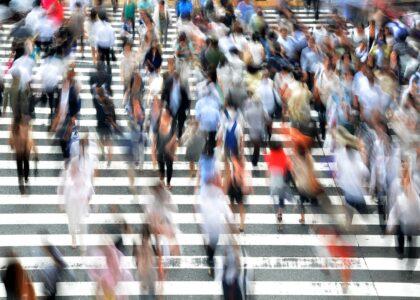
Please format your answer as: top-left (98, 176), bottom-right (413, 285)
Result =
top-left (0, 3), bottom-right (418, 298)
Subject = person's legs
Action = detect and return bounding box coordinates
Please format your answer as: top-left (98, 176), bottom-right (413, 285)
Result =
top-left (23, 152), bottom-right (29, 182)
top-left (396, 225), bottom-right (405, 257)
top-left (16, 153), bottom-right (24, 186)
top-left (47, 88), bottom-right (57, 120)
top-left (80, 34), bottom-right (84, 57)
top-left (206, 233), bottom-right (219, 276)
top-left (158, 159), bottom-right (165, 181)
top-left (407, 236), bottom-right (416, 259)
top-left (60, 139), bottom-right (70, 160)
top-left (166, 158), bottom-right (173, 186)
top-left (299, 194), bottom-right (307, 223)
top-left (130, 18), bottom-right (135, 39)
top-left (177, 113), bottom-right (187, 139)
top-left (238, 202), bottom-right (245, 232)
top-left (97, 46), bottom-right (105, 63)
top-left (104, 47), bottom-right (111, 67)
top-left (314, 101), bottom-right (326, 140)
top-left (313, 0), bottom-right (320, 20)
top-left (208, 131), bottom-right (217, 150)
top-left (251, 139), bottom-right (260, 166)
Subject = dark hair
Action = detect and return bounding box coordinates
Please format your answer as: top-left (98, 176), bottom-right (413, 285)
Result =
top-left (292, 69), bottom-right (304, 82)
top-left (98, 9), bottom-right (108, 21)
top-left (207, 70), bottom-right (217, 83)
top-left (179, 32), bottom-right (187, 42)
top-left (251, 32), bottom-right (260, 42)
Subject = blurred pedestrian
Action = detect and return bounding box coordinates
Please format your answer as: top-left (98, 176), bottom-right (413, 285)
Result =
top-left (9, 115), bottom-right (37, 194)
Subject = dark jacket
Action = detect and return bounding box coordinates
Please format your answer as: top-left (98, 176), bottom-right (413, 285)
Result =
top-left (144, 48), bottom-right (162, 73)
top-left (161, 75), bottom-right (190, 117)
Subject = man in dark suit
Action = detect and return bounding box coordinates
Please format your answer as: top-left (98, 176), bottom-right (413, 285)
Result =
top-left (161, 71), bottom-right (190, 139)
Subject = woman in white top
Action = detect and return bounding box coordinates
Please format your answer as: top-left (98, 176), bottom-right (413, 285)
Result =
top-left (87, 8), bottom-right (99, 65)
top-left (387, 156), bottom-right (420, 259)
top-left (247, 33), bottom-right (265, 67)
top-left (313, 55), bottom-right (340, 141)
top-left (58, 138), bottom-right (97, 249)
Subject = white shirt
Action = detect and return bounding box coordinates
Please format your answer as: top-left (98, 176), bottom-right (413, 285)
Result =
top-left (10, 55), bottom-right (35, 90)
top-left (38, 17), bottom-right (58, 42)
top-left (335, 147), bottom-right (369, 198)
top-left (248, 41), bottom-right (264, 66)
top-left (199, 184), bottom-right (233, 238)
top-left (96, 21), bottom-right (115, 48)
top-left (25, 6), bottom-right (45, 34)
top-left (37, 57), bottom-right (63, 90)
top-left (256, 78), bottom-right (277, 115)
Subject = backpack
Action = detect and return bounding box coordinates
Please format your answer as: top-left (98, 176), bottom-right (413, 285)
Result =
top-left (177, 0), bottom-right (192, 19)
top-left (224, 109), bottom-right (239, 156)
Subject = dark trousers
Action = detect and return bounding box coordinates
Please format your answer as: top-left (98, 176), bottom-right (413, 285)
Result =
top-left (16, 152), bottom-right (29, 183)
top-left (176, 112), bottom-right (187, 139)
top-left (111, 0), bottom-right (118, 12)
top-left (41, 87), bottom-right (58, 119)
top-left (222, 276), bottom-right (242, 300)
top-left (314, 101), bottom-right (326, 140)
top-left (158, 157), bottom-right (173, 185)
top-left (206, 234), bottom-right (219, 268)
top-left (396, 226), bottom-right (416, 258)
top-left (98, 46), bottom-right (111, 67)
top-left (207, 131), bottom-right (217, 151)
top-left (251, 139), bottom-right (262, 166)
top-left (60, 139), bottom-right (71, 160)
top-left (344, 193), bottom-right (368, 224)
top-left (306, 0), bottom-right (320, 19)
top-left (126, 17), bottom-right (135, 39)
top-left (73, 35), bottom-right (84, 54)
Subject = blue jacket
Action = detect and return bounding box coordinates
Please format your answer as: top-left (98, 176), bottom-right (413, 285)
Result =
top-left (176, 0), bottom-right (193, 18)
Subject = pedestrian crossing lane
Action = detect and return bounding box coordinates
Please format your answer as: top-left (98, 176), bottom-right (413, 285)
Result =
top-left (0, 4), bottom-right (418, 299)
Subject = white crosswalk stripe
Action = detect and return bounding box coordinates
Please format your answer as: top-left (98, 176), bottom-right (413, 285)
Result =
top-left (0, 3), bottom-right (417, 299)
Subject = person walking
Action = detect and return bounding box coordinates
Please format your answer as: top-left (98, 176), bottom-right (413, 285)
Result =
top-left (87, 8), bottom-right (99, 65)
top-left (225, 156), bottom-right (252, 232)
top-left (152, 108), bottom-right (178, 189)
top-left (122, 0), bottom-right (136, 39)
top-left (68, 1), bottom-right (85, 57)
top-left (154, 0), bottom-right (170, 46)
top-left (244, 95), bottom-right (271, 166)
top-left (9, 116), bottom-right (37, 194)
top-left (96, 10), bottom-right (115, 67)
top-left (51, 67), bottom-right (81, 162)
top-left (161, 71), bottom-right (190, 139)
top-left (92, 86), bottom-right (119, 166)
top-left (2, 259), bottom-right (36, 300)
top-left (58, 137), bottom-right (97, 250)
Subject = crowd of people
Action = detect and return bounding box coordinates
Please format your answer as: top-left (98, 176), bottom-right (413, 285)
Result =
top-left (0, 0), bottom-right (419, 298)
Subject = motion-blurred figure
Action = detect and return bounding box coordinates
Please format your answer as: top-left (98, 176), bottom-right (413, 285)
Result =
top-left (2, 258), bottom-right (36, 300)
top-left (58, 137), bottom-right (97, 249)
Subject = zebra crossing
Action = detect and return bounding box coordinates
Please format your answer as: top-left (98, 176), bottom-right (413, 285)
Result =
top-left (0, 4), bottom-right (418, 298)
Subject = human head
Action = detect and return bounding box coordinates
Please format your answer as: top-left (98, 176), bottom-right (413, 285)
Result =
top-left (90, 7), bottom-right (98, 22)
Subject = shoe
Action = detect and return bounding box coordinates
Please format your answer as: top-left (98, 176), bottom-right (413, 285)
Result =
top-left (208, 267), bottom-right (214, 278)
